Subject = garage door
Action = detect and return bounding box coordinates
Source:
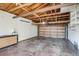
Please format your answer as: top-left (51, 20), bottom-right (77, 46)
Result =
top-left (39, 24), bottom-right (66, 38)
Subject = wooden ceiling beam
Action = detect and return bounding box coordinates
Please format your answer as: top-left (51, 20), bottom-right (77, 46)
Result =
top-left (21, 4), bottom-right (48, 17)
top-left (18, 4), bottom-right (39, 17)
top-left (5, 3), bottom-right (12, 10)
top-left (19, 4), bottom-right (61, 17)
top-left (32, 20), bottom-right (69, 25)
top-left (35, 3), bottom-right (48, 10)
top-left (17, 3), bottom-right (74, 17)
top-left (48, 20), bottom-right (69, 24)
top-left (32, 18), bottom-right (69, 23)
top-left (9, 3), bottom-right (33, 12)
top-left (13, 3), bottom-right (49, 18)
top-left (12, 4), bottom-right (60, 18)
top-left (30, 3), bottom-right (42, 10)
top-left (31, 12), bottom-right (70, 19)
top-left (6, 3), bottom-right (15, 10)
top-left (32, 17), bottom-right (69, 21)
top-left (22, 8), bottom-right (39, 17)
top-left (32, 14), bottom-right (70, 22)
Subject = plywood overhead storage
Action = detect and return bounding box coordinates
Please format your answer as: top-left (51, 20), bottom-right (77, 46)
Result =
top-left (0, 3), bottom-right (72, 24)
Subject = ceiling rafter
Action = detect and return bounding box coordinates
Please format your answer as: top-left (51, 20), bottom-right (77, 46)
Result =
top-left (6, 3), bottom-right (16, 11)
top-left (18, 4), bottom-right (39, 17)
top-left (13, 3), bottom-right (49, 18)
top-left (18, 4), bottom-right (61, 17)
top-left (29, 3), bottom-right (43, 10)
top-left (33, 20), bottom-right (69, 25)
top-left (16, 3), bottom-right (74, 18)
top-left (31, 12), bottom-right (70, 23)
top-left (31, 12), bottom-right (70, 19)
top-left (0, 3), bottom-right (75, 23)
top-left (4, 3), bottom-right (12, 10)
top-left (35, 3), bottom-right (48, 10)
top-left (32, 15), bottom-right (69, 21)
top-left (9, 3), bottom-right (33, 12)
top-left (22, 8), bottom-right (39, 17)
top-left (23, 3), bottom-right (48, 17)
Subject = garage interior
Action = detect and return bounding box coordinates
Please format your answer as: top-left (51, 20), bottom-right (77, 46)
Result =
top-left (0, 3), bottom-right (78, 56)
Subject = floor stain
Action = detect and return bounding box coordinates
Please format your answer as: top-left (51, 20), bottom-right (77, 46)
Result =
top-left (0, 37), bottom-right (78, 56)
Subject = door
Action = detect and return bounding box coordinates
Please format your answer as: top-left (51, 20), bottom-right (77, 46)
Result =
top-left (39, 24), bottom-right (66, 38)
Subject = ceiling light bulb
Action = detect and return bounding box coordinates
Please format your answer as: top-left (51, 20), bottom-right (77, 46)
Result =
top-left (42, 22), bottom-right (46, 24)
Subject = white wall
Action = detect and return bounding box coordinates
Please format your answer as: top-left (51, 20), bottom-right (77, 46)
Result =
top-left (61, 4), bottom-right (79, 49)
top-left (61, 4), bottom-right (76, 13)
top-left (0, 10), bottom-right (38, 41)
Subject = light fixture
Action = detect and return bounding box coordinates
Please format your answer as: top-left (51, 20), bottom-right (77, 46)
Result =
top-left (42, 21), bottom-right (46, 24)
top-left (40, 18), bottom-right (48, 24)
top-left (15, 3), bottom-right (21, 6)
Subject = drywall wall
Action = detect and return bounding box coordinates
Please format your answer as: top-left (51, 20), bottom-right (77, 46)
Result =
top-left (61, 4), bottom-right (79, 49)
top-left (68, 24), bottom-right (79, 49)
top-left (0, 10), bottom-right (37, 41)
top-left (61, 4), bottom-right (76, 13)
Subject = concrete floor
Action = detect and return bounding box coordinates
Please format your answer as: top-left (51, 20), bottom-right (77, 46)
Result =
top-left (0, 37), bottom-right (78, 56)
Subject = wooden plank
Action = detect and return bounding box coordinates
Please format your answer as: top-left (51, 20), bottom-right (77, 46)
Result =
top-left (21, 7), bottom-right (39, 17)
top-left (31, 12), bottom-right (70, 19)
top-left (18, 4), bottom-right (73, 17)
top-left (20, 4), bottom-right (48, 17)
top-left (9, 3), bottom-right (33, 12)
top-left (48, 20), bottom-right (69, 24)
top-left (30, 3), bottom-right (42, 10)
top-left (20, 5), bottom-right (61, 17)
top-left (19, 3), bottom-right (40, 17)
top-left (35, 3), bottom-right (48, 10)
top-left (32, 20), bottom-right (69, 25)
top-left (13, 4), bottom-right (49, 18)
top-left (32, 14), bottom-right (70, 21)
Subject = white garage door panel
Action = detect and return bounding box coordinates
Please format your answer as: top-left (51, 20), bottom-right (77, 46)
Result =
top-left (39, 25), bottom-right (65, 38)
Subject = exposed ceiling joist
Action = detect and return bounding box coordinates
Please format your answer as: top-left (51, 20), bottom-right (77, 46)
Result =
top-left (19, 5), bottom-right (61, 17)
top-left (32, 12), bottom-right (70, 23)
top-left (9, 3), bottom-right (33, 12)
top-left (13, 3), bottom-right (49, 18)
top-left (35, 3), bottom-right (48, 10)
top-left (48, 20), bottom-right (69, 23)
top-left (0, 3), bottom-right (74, 23)
top-left (20, 3), bottom-right (48, 17)
top-left (22, 8), bottom-right (39, 17)
top-left (16, 3), bottom-right (75, 18)
top-left (33, 20), bottom-right (69, 25)
top-left (31, 12), bottom-right (70, 19)
top-left (33, 14), bottom-right (69, 20)
top-left (5, 3), bottom-right (12, 10)
top-left (30, 3), bottom-right (42, 10)
top-left (18, 4), bottom-right (39, 17)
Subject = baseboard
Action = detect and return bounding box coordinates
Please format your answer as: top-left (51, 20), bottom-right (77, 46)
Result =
top-left (18, 36), bottom-right (37, 43)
